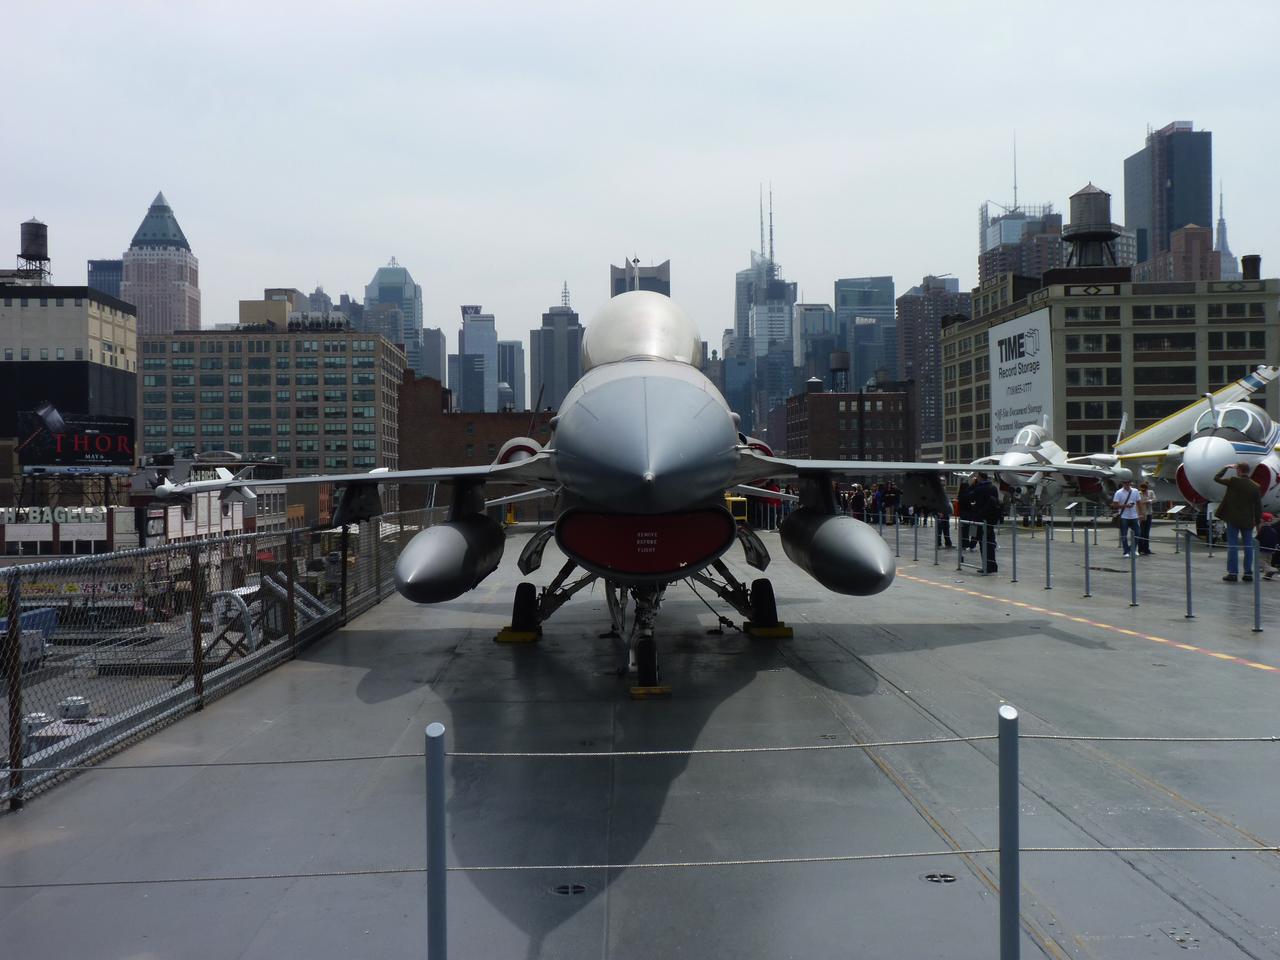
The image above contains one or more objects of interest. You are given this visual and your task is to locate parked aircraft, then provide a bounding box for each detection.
[979,365,1279,509]
[155,292,1069,687]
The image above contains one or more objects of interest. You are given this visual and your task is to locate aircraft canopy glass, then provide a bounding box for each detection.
[1195,405,1273,442]
[1013,427,1038,446]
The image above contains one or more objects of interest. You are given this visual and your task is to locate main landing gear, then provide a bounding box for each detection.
[496,558,597,644]
[688,561,792,638]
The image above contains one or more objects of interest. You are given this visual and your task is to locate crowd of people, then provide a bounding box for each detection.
[745,466,1280,586]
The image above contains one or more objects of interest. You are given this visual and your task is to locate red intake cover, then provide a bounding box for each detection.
[556,508,736,578]
[1176,465,1208,505]
[1252,463,1275,496]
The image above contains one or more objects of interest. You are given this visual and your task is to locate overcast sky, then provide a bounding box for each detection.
[4,1,1277,353]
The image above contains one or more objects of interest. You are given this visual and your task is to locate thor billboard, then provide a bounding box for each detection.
[16,405,135,470]
[989,308,1052,451]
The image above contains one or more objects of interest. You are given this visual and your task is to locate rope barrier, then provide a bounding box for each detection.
[7,732,1277,775]
[5,844,1279,889]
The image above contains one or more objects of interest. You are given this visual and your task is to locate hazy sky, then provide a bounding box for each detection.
[4,1,1277,353]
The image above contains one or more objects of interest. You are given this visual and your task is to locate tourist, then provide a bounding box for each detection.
[1136,481,1155,555]
[1214,462,1262,583]
[1111,478,1141,558]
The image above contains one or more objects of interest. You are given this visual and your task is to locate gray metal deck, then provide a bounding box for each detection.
[3,527,1280,958]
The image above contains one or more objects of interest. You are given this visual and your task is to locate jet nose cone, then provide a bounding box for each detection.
[554,369,738,512]
[1183,435,1238,501]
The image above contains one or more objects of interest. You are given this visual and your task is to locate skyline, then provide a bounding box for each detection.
[3,1,1277,349]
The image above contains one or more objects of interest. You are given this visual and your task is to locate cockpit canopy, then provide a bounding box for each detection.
[582,291,703,372]
[1013,425,1047,447]
[1193,403,1273,443]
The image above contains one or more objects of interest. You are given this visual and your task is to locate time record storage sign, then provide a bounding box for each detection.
[988,307,1052,450]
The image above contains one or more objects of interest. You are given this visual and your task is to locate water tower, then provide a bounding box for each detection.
[17,217,51,283]
[829,350,850,392]
[1062,184,1119,268]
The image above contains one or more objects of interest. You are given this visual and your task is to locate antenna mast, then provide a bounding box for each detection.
[561,281,571,308]
[768,183,774,264]
[758,184,765,256]
[1012,132,1018,212]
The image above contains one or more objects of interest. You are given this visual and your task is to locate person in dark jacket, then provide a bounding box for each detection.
[971,472,1001,572]
[1214,462,1263,582]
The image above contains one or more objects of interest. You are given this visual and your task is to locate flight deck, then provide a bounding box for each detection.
[3,525,1280,959]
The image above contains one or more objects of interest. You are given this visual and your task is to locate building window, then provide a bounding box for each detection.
[55,347,65,360]
[21,348,29,360]
[1133,366,1196,386]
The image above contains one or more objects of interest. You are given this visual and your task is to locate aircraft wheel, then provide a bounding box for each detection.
[749,578,778,627]
[635,637,659,687]
[511,582,539,632]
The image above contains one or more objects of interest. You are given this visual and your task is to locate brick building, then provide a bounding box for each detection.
[398,373,554,511]
[784,378,916,464]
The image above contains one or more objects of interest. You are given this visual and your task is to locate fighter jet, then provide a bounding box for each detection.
[978,365,1280,510]
[155,292,1035,687]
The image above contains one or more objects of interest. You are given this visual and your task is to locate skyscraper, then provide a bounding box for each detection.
[457,305,498,412]
[497,339,526,411]
[87,259,123,299]
[421,327,448,384]
[364,258,424,373]
[896,276,970,450]
[1218,185,1239,280]
[530,286,582,412]
[976,203,1064,283]
[1124,121,1212,265]
[120,192,200,334]
[610,259,671,297]
[834,276,895,386]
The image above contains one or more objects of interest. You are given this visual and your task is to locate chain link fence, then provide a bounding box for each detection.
[1,507,445,806]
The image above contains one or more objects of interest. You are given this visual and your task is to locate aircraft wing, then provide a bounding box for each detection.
[1114,364,1279,455]
[156,453,557,497]
[732,449,1108,483]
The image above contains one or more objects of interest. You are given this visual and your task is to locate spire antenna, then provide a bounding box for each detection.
[768,183,774,263]
[561,281,571,308]
[1012,131,1018,212]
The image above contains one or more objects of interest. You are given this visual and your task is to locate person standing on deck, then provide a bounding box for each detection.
[1215,462,1262,582]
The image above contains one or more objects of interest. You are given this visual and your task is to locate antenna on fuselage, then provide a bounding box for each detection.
[1205,392,1217,418]
[1114,413,1128,448]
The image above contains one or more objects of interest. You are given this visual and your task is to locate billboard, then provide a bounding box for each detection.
[989,308,1052,452]
[16,405,135,472]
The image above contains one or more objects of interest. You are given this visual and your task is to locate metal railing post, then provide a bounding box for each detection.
[894,520,901,558]
[426,722,448,960]
[374,520,383,602]
[1173,513,1180,554]
[998,704,1020,960]
[340,524,350,624]
[285,532,298,658]
[1129,542,1139,607]
[190,544,205,711]
[1207,506,1215,558]
[912,520,918,562]
[1253,542,1263,634]
[1044,519,1052,591]
[1184,530,1194,619]
[956,532,964,572]
[979,521,988,576]
[1070,510,1076,544]
[5,572,24,810]
[1092,507,1098,545]
[1083,530,1092,598]
[1010,520,1018,583]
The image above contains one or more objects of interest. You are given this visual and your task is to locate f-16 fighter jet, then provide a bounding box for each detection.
[156,292,1041,687]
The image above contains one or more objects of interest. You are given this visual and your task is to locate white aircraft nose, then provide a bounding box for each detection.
[997,452,1037,488]
[1182,435,1239,501]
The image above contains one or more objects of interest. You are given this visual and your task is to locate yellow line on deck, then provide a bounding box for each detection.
[896,570,1277,677]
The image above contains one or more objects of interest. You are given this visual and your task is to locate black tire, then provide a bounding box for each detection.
[635,637,659,687]
[749,578,778,627]
[511,582,539,632]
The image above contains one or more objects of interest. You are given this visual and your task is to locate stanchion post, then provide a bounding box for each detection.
[340,524,350,625]
[894,520,901,558]
[1083,529,1092,598]
[190,544,205,710]
[979,521,988,576]
[1092,507,1098,545]
[1184,530,1194,618]
[1044,519,1052,591]
[1129,542,1138,607]
[998,704,1020,960]
[1070,509,1076,544]
[1253,541,1263,634]
[1207,506,1215,558]
[373,519,383,602]
[912,520,918,562]
[5,572,24,810]
[956,531,964,572]
[1174,513,1180,554]
[285,532,298,658]
[426,722,447,960]
[1010,519,1018,583]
